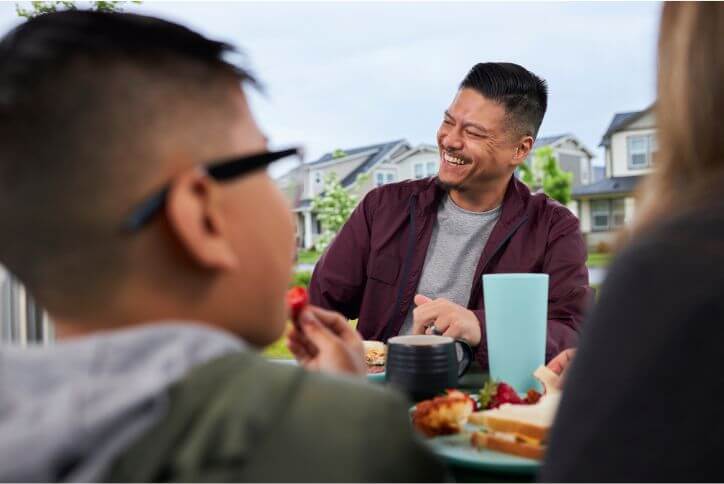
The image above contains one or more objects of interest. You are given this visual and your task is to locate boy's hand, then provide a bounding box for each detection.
[286,306,366,376]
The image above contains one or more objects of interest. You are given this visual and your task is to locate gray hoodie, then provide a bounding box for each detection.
[0,322,244,482]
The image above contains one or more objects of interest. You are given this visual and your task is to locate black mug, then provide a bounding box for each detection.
[385,335,474,401]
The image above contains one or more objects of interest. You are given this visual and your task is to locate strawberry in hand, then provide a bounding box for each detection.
[286,286,308,327]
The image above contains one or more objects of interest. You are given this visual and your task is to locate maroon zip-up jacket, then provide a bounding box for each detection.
[309,175,591,368]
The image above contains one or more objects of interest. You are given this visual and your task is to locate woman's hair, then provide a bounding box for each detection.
[629,2,724,238]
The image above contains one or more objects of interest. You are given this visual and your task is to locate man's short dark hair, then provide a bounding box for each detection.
[0,11,257,310]
[460,62,548,139]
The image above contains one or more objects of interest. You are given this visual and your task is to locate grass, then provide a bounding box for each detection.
[263,319,358,360]
[586,252,612,268]
[297,249,321,265]
[263,327,294,359]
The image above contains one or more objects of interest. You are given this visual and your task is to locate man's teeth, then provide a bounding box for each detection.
[443,153,466,165]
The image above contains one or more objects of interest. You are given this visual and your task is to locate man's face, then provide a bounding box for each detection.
[436,88,521,192]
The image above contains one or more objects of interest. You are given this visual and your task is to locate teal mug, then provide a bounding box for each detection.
[483,273,548,393]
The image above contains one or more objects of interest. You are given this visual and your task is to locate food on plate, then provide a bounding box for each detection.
[363,340,386,373]
[478,379,543,410]
[286,286,308,327]
[412,390,476,437]
[479,380,524,408]
[469,366,562,460]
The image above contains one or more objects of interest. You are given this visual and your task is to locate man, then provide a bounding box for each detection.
[310,63,591,367]
[0,11,446,482]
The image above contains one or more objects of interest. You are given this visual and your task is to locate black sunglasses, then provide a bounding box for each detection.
[121,147,303,233]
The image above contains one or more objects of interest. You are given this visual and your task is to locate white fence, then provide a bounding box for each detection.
[0,266,53,345]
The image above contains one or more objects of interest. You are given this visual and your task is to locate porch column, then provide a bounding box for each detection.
[303,210,314,249]
[624,196,636,225]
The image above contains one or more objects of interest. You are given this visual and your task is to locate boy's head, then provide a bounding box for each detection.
[0,11,295,345]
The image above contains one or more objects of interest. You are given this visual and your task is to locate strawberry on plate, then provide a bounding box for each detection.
[479,379,543,409]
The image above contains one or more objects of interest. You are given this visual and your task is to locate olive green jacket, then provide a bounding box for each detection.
[105,351,448,482]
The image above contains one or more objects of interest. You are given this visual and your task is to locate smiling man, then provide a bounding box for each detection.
[309,63,592,367]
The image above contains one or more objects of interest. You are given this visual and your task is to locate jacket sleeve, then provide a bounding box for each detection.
[471,208,591,368]
[308,189,378,320]
[541,207,592,361]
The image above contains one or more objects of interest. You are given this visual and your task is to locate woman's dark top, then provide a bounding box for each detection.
[541,203,724,482]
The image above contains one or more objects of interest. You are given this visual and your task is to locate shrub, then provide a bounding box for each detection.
[290,271,312,288]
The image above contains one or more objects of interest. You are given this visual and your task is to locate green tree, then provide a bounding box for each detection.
[519,146,572,205]
[16,1,139,18]
[331,148,347,159]
[310,172,369,252]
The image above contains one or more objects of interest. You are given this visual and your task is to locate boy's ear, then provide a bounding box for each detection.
[165,168,239,270]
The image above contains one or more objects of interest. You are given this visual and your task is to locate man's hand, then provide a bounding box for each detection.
[547,348,576,389]
[411,294,482,346]
[286,305,366,376]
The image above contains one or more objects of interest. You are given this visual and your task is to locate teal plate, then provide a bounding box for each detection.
[367,371,385,382]
[426,425,539,475]
[270,359,385,383]
[411,399,540,476]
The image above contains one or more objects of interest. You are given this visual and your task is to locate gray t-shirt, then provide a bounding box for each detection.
[399,195,501,335]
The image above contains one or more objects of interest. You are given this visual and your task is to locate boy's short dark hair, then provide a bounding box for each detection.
[460,62,548,139]
[0,11,257,309]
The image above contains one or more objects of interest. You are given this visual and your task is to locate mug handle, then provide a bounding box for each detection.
[454,340,474,377]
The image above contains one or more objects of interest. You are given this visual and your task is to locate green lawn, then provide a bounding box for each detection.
[264,331,294,359]
[586,252,612,268]
[263,319,358,360]
[297,249,321,265]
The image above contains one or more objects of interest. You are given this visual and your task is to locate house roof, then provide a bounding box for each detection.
[306,139,406,167]
[533,133,595,158]
[572,175,643,198]
[599,106,654,147]
[533,133,569,149]
[339,139,408,187]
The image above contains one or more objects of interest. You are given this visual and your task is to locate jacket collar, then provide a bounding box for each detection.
[417,175,531,226]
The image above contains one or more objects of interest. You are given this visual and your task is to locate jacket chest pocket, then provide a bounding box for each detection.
[367,253,401,286]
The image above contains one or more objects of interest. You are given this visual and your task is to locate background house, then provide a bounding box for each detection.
[282,132,598,250]
[572,106,655,250]
[526,133,597,189]
[0,266,51,344]
[277,139,439,249]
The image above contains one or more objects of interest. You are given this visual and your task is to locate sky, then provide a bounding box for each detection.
[0,1,661,171]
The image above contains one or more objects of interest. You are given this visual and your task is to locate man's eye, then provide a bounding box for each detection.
[443,119,453,126]
[466,130,484,138]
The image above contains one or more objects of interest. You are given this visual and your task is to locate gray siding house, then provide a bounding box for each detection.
[571,106,655,250]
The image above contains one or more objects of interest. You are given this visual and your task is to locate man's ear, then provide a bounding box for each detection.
[511,135,535,167]
[165,168,240,270]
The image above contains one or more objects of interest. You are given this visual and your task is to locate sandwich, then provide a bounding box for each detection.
[363,340,386,374]
[469,366,562,460]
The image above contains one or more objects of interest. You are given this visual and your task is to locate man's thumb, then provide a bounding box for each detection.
[414,294,432,306]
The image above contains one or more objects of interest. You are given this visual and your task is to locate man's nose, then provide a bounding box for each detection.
[441,130,464,151]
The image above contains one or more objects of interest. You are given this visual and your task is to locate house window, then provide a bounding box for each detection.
[627,135,656,169]
[376,172,385,187]
[612,199,626,228]
[426,161,437,176]
[591,200,610,232]
[386,173,394,183]
[414,163,424,179]
[315,172,321,184]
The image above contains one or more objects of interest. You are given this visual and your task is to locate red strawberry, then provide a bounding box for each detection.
[479,380,524,409]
